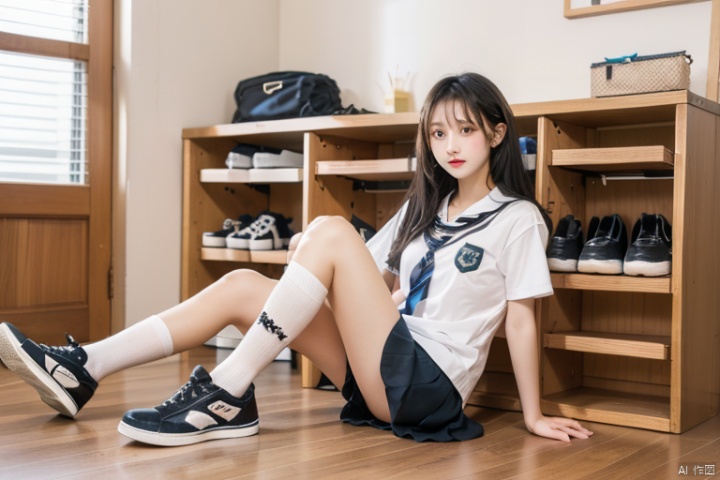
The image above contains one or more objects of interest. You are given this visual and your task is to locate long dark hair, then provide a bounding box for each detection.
[386,72,551,272]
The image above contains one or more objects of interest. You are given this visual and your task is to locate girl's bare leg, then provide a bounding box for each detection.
[291,216,402,422]
[161,216,399,422]
[158,270,348,388]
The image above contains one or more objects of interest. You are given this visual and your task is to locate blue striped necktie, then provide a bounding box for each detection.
[401,201,517,316]
[402,232,451,315]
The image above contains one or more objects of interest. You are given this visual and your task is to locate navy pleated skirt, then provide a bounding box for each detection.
[340,317,484,442]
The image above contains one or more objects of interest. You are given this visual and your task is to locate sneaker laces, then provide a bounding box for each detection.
[39,333,84,363]
[160,373,216,410]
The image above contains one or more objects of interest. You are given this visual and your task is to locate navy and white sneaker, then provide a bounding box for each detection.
[118,365,259,447]
[578,214,628,275]
[202,214,254,248]
[226,215,258,250]
[248,212,294,251]
[0,322,97,417]
[547,214,584,272]
[623,213,672,277]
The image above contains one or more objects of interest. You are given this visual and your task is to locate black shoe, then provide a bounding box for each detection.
[118,365,259,447]
[577,214,628,275]
[202,214,254,248]
[547,214,584,272]
[0,322,97,417]
[248,212,293,251]
[623,213,672,276]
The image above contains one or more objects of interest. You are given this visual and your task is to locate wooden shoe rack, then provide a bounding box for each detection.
[181,90,720,433]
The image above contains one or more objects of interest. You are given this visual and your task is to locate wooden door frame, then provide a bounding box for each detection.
[0,0,114,341]
[86,0,114,340]
[708,0,720,101]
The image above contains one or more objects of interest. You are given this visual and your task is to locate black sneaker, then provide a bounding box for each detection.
[202,214,254,248]
[118,365,259,447]
[0,322,97,417]
[623,213,672,277]
[226,215,257,250]
[248,212,293,251]
[547,214,584,272]
[577,214,628,275]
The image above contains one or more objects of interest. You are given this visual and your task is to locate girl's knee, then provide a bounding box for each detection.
[303,216,357,246]
[217,269,276,308]
[219,268,264,289]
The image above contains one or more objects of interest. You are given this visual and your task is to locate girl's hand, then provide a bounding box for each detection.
[528,415,594,442]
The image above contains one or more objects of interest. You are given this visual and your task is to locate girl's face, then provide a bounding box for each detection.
[428,100,504,188]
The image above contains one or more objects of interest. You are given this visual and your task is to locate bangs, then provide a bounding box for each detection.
[422,82,487,138]
[423,91,485,136]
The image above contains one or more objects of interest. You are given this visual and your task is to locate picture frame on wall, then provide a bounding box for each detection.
[564,0,708,19]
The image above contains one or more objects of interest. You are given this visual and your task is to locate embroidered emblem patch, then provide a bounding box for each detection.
[454,243,484,273]
[257,311,287,341]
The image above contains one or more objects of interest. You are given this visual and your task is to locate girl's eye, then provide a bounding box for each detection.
[460,126,473,134]
[431,130,444,139]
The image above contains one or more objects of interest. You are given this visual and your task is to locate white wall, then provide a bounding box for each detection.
[116,0,714,327]
[279,0,712,108]
[114,0,280,328]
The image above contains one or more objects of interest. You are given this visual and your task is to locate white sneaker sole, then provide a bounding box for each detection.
[547,258,578,273]
[202,236,227,248]
[226,237,250,249]
[577,259,623,275]
[0,323,78,417]
[248,237,290,251]
[117,420,259,447]
[623,260,671,277]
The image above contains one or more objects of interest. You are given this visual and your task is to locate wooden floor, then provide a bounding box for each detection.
[0,347,718,480]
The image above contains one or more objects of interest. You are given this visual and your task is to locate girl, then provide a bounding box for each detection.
[0,73,592,446]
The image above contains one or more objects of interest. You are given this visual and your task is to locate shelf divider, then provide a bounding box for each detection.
[201,248,287,264]
[550,145,674,173]
[200,168,303,184]
[542,387,671,432]
[544,331,670,360]
[550,273,671,294]
[315,157,416,181]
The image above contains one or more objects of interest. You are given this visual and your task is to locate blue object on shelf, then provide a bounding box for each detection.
[603,53,638,64]
[519,137,536,155]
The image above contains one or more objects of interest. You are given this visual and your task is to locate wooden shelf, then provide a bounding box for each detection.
[550,146,674,173]
[183,92,720,435]
[201,248,288,264]
[315,157,416,181]
[542,387,670,432]
[544,331,670,360]
[182,112,420,152]
[550,273,672,294]
[466,371,521,411]
[200,168,303,184]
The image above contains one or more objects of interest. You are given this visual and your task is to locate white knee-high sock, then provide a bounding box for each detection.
[211,261,328,397]
[83,315,175,381]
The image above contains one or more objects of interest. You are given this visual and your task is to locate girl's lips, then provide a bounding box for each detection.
[448,159,465,167]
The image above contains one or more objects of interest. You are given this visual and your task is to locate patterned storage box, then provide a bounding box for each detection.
[591,51,692,98]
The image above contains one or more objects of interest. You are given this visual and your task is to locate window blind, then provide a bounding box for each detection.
[0,0,88,44]
[0,0,89,185]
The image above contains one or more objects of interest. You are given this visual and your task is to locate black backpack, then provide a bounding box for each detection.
[231,71,342,123]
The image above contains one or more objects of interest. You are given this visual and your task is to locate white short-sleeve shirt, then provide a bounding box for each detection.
[366,188,553,402]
